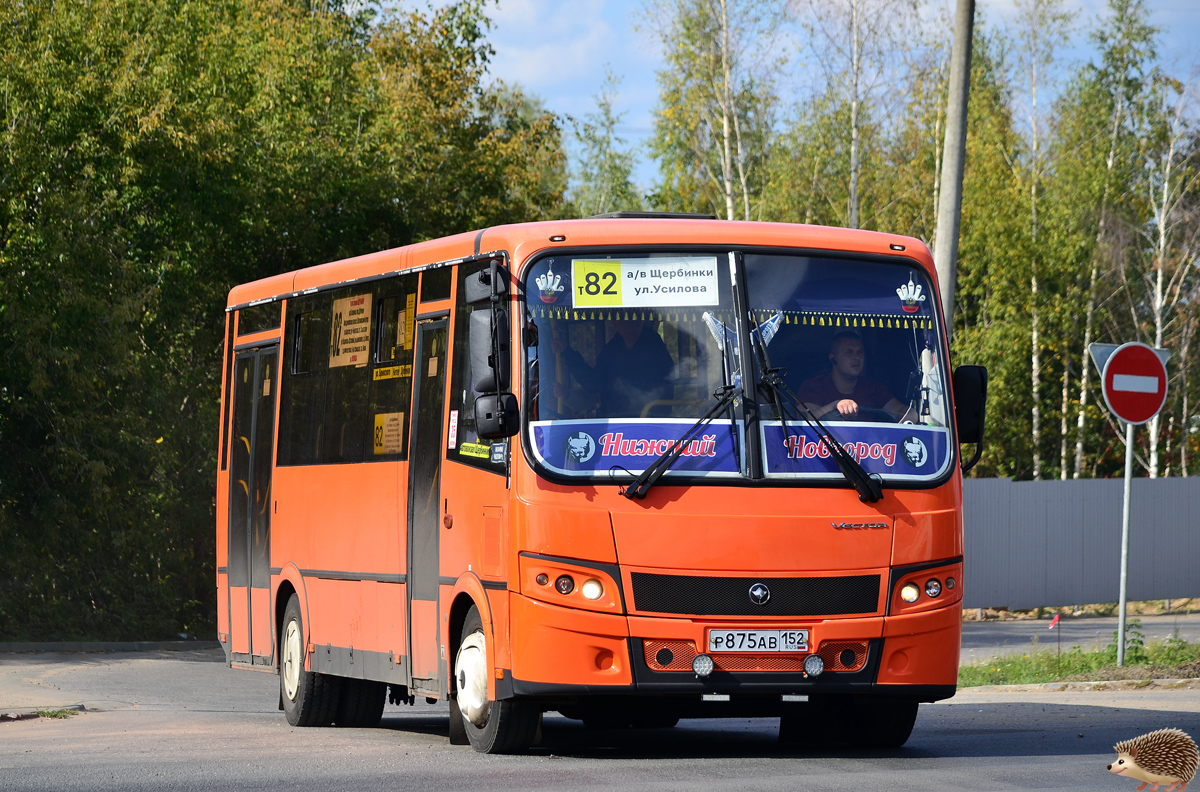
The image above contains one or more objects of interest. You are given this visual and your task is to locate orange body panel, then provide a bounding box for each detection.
[509,595,632,687]
[217,217,965,702]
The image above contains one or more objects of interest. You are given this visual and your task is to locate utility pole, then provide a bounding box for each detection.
[933,0,975,335]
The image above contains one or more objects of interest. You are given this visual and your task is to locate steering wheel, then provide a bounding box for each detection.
[816,406,897,423]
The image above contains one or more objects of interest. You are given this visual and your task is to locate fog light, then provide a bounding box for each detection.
[692,654,714,677]
[900,583,920,603]
[803,654,825,677]
[555,575,575,595]
[581,579,604,600]
[946,577,956,589]
[925,578,942,598]
[535,573,549,586]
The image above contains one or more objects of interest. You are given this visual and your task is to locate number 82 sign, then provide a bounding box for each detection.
[572,260,623,307]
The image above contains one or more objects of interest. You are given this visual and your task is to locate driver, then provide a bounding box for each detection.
[797,330,915,421]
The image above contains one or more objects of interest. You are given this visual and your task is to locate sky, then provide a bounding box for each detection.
[407,0,1200,192]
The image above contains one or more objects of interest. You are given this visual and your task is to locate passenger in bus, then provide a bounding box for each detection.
[797,329,915,422]
[551,319,675,418]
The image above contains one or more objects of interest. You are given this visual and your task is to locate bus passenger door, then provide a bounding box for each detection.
[227,345,278,665]
[407,319,448,695]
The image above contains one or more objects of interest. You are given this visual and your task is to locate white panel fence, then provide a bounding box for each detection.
[962,477,1200,610]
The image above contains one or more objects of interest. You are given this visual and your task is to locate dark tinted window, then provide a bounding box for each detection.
[420,266,453,302]
[238,302,281,335]
[279,294,330,466]
[447,260,506,474]
[278,275,418,466]
[369,277,419,458]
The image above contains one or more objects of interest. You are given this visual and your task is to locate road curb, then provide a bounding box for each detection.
[0,641,221,654]
[958,677,1200,694]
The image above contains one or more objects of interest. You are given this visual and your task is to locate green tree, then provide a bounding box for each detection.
[0,0,567,640]
[571,72,644,216]
[647,0,778,219]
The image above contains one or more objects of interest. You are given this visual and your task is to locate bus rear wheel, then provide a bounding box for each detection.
[454,605,540,754]
[335,678,386,728]
[280,594,340,727]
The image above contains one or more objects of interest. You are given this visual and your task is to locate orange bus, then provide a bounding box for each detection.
[216,214,987,753]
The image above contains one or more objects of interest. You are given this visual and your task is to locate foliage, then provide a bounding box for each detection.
[570,72,644,217]
[0,0,566,640]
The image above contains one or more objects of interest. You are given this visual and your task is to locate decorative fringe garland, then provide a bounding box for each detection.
[528,306,934,330]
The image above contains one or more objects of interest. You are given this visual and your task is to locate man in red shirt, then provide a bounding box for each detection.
[796,330,914,421]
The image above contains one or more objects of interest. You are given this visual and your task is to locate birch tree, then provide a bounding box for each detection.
[1009,0,1073,479]
[794,0,918,229]
[571,72,643,216]
[648,0,780,219]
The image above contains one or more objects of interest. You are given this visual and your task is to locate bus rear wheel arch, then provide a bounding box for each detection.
[453,604,540,753]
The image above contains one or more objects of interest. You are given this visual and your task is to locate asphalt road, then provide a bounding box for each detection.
[960,613,1200,666]
[4,648,1200,791]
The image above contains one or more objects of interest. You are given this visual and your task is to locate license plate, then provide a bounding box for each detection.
[707,629,809,653]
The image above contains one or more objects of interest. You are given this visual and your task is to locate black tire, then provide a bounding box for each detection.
[280,594,341,727]
[455,606,541,753]
[448,696,469,745]
[779,697,918,749]
[855,698,919,748]
[335,678,386,728]
[630,713,680,729]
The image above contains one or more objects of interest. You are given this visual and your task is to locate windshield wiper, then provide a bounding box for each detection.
[750,317,883,504]
[622,385,741,500]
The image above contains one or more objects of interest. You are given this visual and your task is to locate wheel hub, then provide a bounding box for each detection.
[455,630,490,726]
[282,619,301,701]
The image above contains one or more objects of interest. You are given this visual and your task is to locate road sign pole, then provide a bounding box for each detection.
[1117,420,1133,667]
[1089,341,1170,668]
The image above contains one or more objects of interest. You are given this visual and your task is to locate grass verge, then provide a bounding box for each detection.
[959,620,1200,687]
[35,709,78,719]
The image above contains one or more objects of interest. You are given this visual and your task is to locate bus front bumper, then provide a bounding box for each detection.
[503,593,959,704]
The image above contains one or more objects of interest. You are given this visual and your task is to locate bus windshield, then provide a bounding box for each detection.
[744,253,951,482]
[522,250,952,484]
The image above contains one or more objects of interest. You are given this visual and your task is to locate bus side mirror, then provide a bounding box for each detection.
[953,364,988,472]
[475,393,520,439]
[469,308,510,392]
[464,262,509,305]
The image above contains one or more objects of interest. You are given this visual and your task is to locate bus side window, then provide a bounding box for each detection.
[446,260,505,474]
[368,275,418,460]
[278,295,329,466]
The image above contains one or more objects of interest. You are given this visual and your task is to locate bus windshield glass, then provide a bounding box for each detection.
[522,250,952,484]
[523,252,743,479]
[745,253,951,482]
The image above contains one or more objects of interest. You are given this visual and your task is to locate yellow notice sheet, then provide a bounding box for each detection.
[329,293,372,368]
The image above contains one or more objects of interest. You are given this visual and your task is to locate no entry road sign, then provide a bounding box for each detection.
[1096,342,1168,425]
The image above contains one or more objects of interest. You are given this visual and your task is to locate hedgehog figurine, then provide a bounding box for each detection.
[1108,728,1199,791]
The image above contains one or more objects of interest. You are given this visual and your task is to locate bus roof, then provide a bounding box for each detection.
[226,218,934,309]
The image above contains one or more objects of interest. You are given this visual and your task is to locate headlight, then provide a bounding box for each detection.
[692,654,714,677]
[925,578,942,598]
[803,654,825,677]
[555,575,575,595]
[900,583,920,603]
[580,579,604,600]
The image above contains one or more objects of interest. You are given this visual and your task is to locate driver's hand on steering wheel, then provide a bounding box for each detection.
[836,398,859,416]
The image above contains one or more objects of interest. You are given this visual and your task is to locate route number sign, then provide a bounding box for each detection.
[1099,342,1168,425]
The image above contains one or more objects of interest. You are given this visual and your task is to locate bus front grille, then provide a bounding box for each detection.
[630,572,880,616]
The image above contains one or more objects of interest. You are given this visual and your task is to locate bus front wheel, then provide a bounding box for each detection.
[454,605,541,754]
[280,594,341,727]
